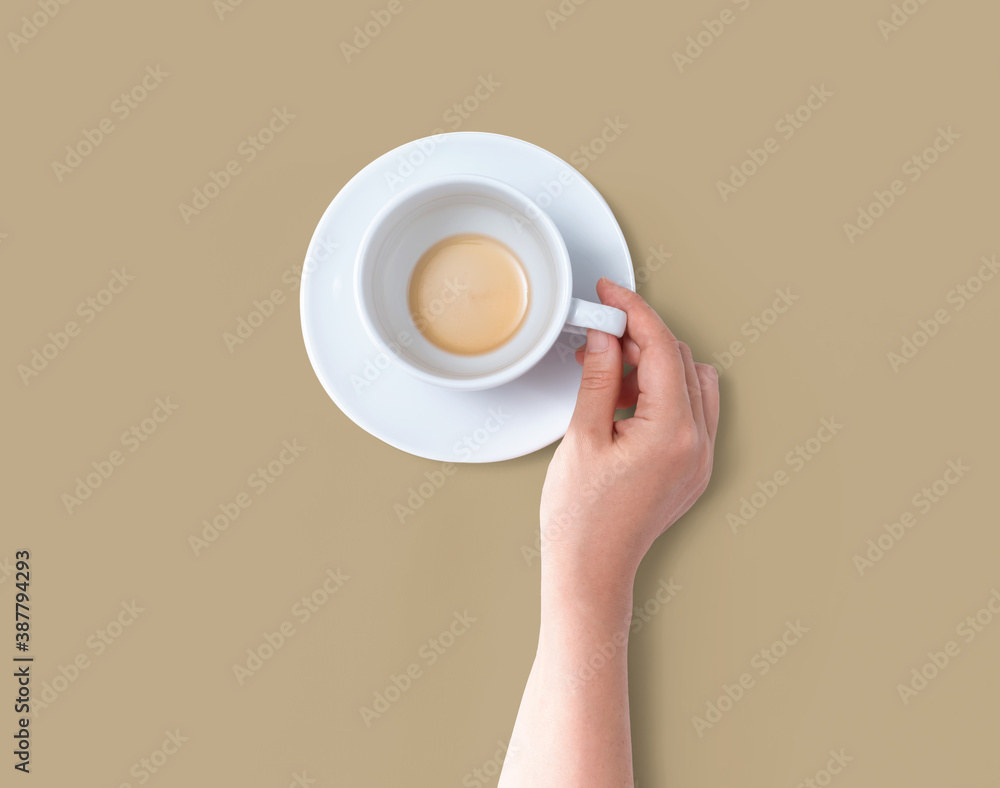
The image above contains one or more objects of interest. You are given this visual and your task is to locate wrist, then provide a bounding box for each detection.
[539,562,635,639]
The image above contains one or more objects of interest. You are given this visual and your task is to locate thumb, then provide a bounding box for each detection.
[567,329,623,444]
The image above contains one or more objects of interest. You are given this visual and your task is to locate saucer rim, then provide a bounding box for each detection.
[299,130,635,462]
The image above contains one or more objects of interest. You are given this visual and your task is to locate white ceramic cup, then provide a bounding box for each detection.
[354,174,627,391]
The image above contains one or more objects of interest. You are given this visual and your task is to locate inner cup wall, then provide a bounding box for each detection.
[368,193,563,380]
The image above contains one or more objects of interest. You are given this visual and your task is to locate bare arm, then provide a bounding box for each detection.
[498,278,720,788]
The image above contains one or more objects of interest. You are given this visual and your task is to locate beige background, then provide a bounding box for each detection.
[5,0,999,785]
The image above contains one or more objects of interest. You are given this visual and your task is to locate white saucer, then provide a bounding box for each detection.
[299,131,635,463]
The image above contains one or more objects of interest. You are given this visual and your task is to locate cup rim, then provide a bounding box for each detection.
[353,173,573,391]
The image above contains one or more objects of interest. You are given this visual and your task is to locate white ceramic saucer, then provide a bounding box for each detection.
[299,131,635,463]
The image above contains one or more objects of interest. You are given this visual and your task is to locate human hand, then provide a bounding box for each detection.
[539,278,720,603]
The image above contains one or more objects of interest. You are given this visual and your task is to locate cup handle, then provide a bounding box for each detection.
[563,297,627,337]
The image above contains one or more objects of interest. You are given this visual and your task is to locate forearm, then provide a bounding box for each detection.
[497,278,719,786]
[499,571,636,788]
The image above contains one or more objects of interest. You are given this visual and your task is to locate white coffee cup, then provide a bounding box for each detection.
[354,174,627,391]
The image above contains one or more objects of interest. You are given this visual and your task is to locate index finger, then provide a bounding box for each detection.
[594,278,692,425]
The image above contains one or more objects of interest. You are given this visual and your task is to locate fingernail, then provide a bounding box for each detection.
[587,329,609,352]
[708,365,720,380]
